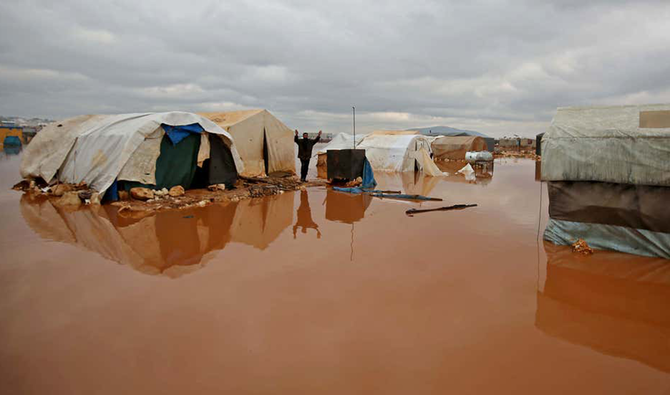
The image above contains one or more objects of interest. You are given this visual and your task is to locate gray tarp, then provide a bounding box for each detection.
[21,112,244,193]
[541,104,670,187]
[544,218,670,259]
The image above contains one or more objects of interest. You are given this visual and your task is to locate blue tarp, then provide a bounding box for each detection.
[362,158,377,189]
[3,136,22,147]
[162,123,204,145]
[102,180,119,202]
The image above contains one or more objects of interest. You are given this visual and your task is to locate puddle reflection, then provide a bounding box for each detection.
[20,191,295,277]
[536,242,670,373]
[435,161,493,185]
[325,188,372,224]
[293,190,321,238]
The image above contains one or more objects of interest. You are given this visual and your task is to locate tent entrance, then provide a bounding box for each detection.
[193,135,238,189]
[123,133,202,192]
[263,128,270,176]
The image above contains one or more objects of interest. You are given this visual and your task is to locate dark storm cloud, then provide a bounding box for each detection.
[1,0,669,136]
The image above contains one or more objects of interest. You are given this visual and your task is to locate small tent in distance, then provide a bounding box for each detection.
[411,126,495,152]
[200,110,295,177]
[431,136,488,161]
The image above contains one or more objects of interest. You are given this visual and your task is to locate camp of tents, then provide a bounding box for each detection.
[20,108,497,200]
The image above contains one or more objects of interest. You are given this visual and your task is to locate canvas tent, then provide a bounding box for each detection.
[431,136,488,161]
[541,104,670,258]
[199,110,295,177]
[355,131,443,176]
[20,112,243,195]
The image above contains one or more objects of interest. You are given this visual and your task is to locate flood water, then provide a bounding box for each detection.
[1,151,669,394]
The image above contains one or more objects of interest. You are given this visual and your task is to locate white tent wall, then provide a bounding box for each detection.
[21,112,244,193]
[200,110,296,177]
[357,133,441,175]
[315,132,369,170]
[316,133,368,155]
[541,104,670,186]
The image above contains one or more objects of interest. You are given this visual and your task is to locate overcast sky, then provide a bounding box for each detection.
[1,0,669,137]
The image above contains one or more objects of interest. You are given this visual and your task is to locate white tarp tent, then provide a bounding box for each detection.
[200,110,295,177]
[315,132,368,169]
[541,104,670,186]
[21,112,243,194]
[356,131,443,176]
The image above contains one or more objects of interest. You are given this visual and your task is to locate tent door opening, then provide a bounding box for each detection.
[262,129,270,176]
[193,135,238,189]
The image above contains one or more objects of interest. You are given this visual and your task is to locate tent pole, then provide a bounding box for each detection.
[352,106,356,149]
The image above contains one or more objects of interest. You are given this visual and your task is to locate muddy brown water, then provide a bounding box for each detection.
[1,152,669,394]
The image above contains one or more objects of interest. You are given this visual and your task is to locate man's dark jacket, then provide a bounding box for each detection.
[295,135,320,160]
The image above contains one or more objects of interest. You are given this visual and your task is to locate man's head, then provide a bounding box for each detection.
[303,133,308,139]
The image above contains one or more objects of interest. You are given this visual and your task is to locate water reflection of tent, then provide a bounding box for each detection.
[229,191,294,250]
[374,172,441,197]
[20,192,295,277]
[536,243,670,373]
[325,188,372,224]
[435,161,493,186]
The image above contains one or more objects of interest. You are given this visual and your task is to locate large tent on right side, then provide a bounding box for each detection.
[431,135,488,161]
[542,104,670,258]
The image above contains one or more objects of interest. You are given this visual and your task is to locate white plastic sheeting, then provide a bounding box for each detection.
[315,132,368,156]
[200,110,295,177]
[21,112,244,193]
[357,133,437,174]
[541,104,670,186]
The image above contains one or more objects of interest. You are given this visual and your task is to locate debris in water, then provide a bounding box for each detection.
[457,163,476,182]
[405,204,478,217]
[572,238,594,255]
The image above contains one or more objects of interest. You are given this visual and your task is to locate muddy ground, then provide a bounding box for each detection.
[1,151,669,394]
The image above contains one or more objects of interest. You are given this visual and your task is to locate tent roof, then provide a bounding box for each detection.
[316,132,368,155]
[199,110,265,128]
[548,103,670,137]
[433,136,483,145]
[369,130,421,136]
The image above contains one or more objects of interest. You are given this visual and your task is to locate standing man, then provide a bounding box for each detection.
[294,129,322,182]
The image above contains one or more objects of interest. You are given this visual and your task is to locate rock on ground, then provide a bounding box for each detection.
[169,186,185,197]
[130,187,155,201]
